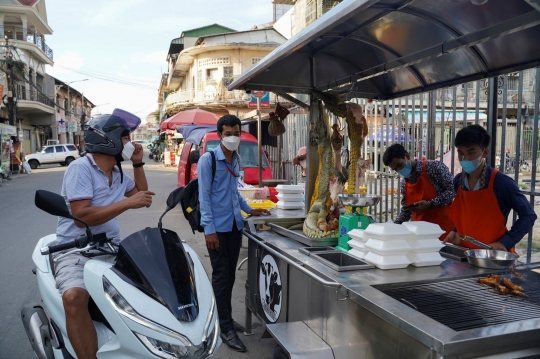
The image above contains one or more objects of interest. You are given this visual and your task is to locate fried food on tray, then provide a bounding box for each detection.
[512,290,529,298]
[496,284,510,295]
[502,278,524,292]
[477,277,501,287]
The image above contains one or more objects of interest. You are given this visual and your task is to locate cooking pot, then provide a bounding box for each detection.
[464,249,519,269]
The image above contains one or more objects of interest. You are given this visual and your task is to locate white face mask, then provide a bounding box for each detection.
[222,136,240,151]
[122,141,135,161]
[300,160,307,168]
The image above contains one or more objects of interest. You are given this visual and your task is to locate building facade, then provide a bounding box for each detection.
[0,0,56,154]
[158,24,287,120]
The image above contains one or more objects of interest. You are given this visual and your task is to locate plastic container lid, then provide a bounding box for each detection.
[407,251,445,267]
[276,201,305,209]
[402,221,445,236]
[407,238,445,253]
[363,223,412,240]
[348,239,366,250]
[276,192,304,201]
[348,248,368,259]
[364,252,410,270]
[276,184,304,194]
[347,229,365,241]
[364,238,411,255]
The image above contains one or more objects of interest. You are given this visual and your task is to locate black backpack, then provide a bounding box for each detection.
[180,151,216,234]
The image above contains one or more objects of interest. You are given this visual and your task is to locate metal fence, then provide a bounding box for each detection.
[265,68,540,262]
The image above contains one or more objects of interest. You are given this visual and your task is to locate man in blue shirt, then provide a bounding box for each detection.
[198,114,270,352]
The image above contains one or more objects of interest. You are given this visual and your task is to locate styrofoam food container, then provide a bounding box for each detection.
[276,192,304,201]
[348,239,366,250]
[364,238,411,255]
[402,221,444,237]
[348,229,365,241]
[364,252,410,270]
[364,223,412,240]
[407,251,445,267]
[276,184,304,194]
[348,248,368,259]
[407,238,445,253]
[276,201,304,210]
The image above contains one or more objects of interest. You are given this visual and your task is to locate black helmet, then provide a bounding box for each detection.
[84,109,141,156]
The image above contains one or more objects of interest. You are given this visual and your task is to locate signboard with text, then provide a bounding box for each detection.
[248,91,270,109]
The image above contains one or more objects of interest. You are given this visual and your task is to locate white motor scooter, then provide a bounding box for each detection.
[22,188,220,359]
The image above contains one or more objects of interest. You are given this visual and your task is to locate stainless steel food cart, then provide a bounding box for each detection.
[229,0,540,357]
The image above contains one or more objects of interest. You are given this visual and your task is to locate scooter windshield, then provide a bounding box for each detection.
[113,228,198,322]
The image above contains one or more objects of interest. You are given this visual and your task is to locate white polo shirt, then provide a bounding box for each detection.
[56,154,135,245]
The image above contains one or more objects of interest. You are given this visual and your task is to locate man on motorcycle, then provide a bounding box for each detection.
[54,109,155,359]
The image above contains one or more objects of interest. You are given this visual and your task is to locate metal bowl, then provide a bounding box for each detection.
[464,249,519,269]
[338,194,381,207]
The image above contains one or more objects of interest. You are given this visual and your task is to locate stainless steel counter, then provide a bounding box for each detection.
[245,221,540,358]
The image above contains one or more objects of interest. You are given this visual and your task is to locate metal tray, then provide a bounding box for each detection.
[298,246,336,256]
[311,251,375,271]
[439,244,468,262]
[269,222,338,247]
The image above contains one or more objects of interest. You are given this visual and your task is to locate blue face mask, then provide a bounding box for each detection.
[460,155,483,174]
[398,160,412,178]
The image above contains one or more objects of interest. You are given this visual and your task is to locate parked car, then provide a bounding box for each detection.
[178,131,272,187]
[26,144,80,169]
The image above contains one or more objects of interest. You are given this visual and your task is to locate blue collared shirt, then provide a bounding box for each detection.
[454,166,537,249]
[198,145,252,235]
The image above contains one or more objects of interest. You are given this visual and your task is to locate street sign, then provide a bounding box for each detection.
[68,121,77,132]
[58,124,66,133]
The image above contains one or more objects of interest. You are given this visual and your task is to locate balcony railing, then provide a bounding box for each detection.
[4,26,53,60]
[164,86,257,107]
[14,83,55,108]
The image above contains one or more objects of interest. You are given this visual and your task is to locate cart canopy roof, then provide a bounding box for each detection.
[229,0,540,100]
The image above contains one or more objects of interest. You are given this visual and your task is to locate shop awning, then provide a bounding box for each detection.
[228,0,540,100]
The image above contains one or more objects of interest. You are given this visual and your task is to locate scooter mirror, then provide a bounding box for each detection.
[166,187,185,211]
[35,190,74,219]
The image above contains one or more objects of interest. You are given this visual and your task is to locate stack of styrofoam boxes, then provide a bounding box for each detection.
[275,185,304,210]
[347,229,368,259]
[362,223,413,269]
[402,221,445,267]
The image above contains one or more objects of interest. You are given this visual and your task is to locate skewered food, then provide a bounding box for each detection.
[477,277,500,287]
[510,265,525,281]
[502,278,524,292]
[496,284,510,295]
[512,290,529,298]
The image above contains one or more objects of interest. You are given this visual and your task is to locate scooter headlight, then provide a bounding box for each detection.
[135,332,202,358]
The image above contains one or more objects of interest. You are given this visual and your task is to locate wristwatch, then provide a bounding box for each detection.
[133,162,145,168]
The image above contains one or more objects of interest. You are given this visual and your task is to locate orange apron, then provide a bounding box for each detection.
[451,168,515,253]
[405,158,454,239]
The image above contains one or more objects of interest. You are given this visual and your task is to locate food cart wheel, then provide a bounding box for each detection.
[273,345,290,359]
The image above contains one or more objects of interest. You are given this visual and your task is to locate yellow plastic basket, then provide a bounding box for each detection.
[242,199,276,216]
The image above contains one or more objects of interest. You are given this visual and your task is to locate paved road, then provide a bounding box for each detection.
[0,156,277,358]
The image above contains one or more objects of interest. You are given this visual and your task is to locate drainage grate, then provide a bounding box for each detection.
[379,273,540,331]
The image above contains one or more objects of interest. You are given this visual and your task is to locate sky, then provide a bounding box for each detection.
[44,0,274,122]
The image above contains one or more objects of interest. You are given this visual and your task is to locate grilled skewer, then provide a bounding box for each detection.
[510,265,525,281]
[502,278,524,292]
[512,290,529,298]
[496,284,510,295]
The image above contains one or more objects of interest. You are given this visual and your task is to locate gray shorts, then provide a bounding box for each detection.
[54,253,92,296]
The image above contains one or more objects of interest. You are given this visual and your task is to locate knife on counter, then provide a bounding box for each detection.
[459,234,493,249]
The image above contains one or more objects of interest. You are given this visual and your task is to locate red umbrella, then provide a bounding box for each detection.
[161,109,220,130]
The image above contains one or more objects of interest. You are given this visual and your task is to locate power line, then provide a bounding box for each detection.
[55,64,159,91]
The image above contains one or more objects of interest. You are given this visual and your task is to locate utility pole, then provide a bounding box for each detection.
[2,37,18,128]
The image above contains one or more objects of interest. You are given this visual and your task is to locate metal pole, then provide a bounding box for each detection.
[257,96,262,187]
[67,84,71,144]
[427,91,436,159]
[487,77,498,167]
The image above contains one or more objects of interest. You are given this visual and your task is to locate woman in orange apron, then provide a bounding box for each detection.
[383,144,455,239]
[444,125,536,252]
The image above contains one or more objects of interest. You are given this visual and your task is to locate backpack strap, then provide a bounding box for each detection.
[210,151,216,183]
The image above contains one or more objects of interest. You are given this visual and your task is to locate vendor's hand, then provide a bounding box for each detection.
[131,142,144,163]
[205,233,219,250]
[408,200,431,213]
[443,231,461,246]
[490,241,508,251]
[250,208,271,216]
[126,190,155,209]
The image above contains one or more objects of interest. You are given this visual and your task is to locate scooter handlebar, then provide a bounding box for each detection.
[41,235,89,255]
